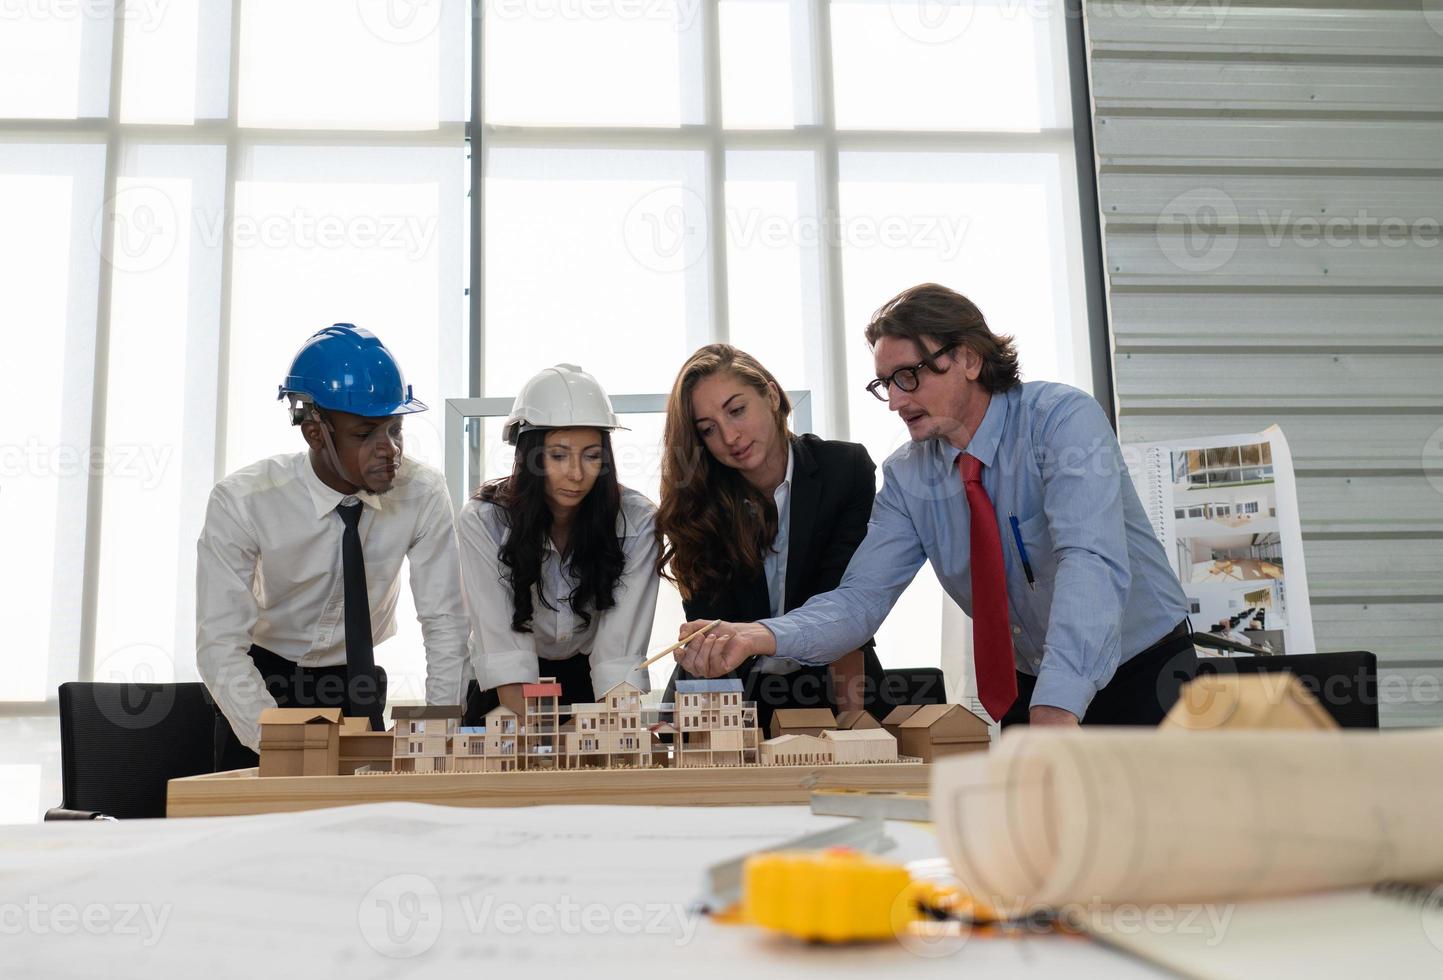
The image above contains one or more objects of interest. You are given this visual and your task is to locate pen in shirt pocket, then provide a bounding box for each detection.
[1007,514,1036,591]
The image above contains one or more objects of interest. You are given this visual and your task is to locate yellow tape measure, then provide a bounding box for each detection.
[742,848,944,943]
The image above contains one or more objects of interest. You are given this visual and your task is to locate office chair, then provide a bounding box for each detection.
[1194,649,1379,729]
[48,682,217,820]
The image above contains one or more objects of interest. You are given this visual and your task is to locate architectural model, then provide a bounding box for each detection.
[255,678,990,777]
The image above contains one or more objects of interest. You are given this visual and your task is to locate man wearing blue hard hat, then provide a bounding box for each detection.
[197,324,469,771]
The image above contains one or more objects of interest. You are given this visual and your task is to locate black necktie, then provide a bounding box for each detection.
[338,502,382,731]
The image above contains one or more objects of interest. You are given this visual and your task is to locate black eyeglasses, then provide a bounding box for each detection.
[865,343,958,401]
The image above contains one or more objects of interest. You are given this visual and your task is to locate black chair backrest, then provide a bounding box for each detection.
[1194,651,1379,729]
[58,682,217,819]
[879,667,948,709]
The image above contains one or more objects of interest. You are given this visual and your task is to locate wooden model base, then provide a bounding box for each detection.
[167,761,931,818]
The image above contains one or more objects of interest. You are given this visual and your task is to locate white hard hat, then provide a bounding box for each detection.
[502,364,627,446]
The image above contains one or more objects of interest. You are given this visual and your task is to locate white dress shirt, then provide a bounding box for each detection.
[459,486,660,696]
[755,446,803,675]
[196,452,469,751]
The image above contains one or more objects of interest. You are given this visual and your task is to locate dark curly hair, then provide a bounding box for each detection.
[474,428,626,633]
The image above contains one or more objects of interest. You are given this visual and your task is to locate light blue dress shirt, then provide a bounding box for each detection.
[762,444,794,621]
[756,446,802,675]
[761,381,1188,718]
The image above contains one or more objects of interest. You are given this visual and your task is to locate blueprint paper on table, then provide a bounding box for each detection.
[1124,425,1315,655]
[4,802,1140,980]
[0,803,851,976]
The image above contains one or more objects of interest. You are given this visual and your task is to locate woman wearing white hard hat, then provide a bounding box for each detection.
[459,364,660,724]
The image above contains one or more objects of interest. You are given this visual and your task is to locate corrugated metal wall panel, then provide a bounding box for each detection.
[1109,293,1443,348]
[1116,353,1443,407]
[1093,61,1443,112]
[1088,2,1443,56]
[1096,116,1443,167]
[1084,0,1443,727]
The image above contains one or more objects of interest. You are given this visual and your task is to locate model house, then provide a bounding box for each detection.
[883,704,990,761]
[482,706,520,771]
[338,716,393,774]
[560,681,649,769]
[451,727,488,772]
[646,719,679,768]
[759,733,834,767]
[391,705,462,773]
[448,706,520,773]
[561,705,605,768]
[521,679,563,770]
[674,679,759,768]
[881,704,922,742]
[767,707,837,739]
[835,710,882,731]
[821,728,898,764]
[258,707,342,777]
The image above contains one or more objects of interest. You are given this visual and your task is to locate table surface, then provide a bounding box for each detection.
[0,802,1172,979]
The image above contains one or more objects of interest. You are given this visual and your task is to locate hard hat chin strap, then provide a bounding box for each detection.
[309,408,365,492]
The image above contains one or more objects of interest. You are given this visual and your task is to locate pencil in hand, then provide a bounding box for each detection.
[639,619,723,669]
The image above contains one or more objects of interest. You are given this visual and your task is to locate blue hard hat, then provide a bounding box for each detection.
[278,324,428,419]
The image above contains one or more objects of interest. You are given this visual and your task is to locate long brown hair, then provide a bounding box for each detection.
[655,345,791,602]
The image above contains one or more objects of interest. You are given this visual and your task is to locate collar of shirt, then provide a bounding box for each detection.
[300,453,384,519]
[773,442,795,508]
[758,441,799,668]
[939,386,1011,471]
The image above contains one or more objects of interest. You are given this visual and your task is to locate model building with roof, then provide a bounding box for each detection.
[768,707,838,739]
[521,679,563,769]
[674,679,759,767]
[821,728,898,764]
[258,707,343,777]
[560,681,649,769]
[391,705,462,773]
[451,705,521,773]
[759,733,834,767]
[338,716,393,774]
[881,704,989,761]
[834,710,882,731]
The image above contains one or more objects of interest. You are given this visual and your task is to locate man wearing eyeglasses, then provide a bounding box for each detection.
[675,283,1194,728]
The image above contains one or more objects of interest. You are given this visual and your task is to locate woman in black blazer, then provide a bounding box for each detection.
[655,344,887,735]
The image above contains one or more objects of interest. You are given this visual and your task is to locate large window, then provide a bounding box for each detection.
[1,0,1095,821]
[476,0,1094,692]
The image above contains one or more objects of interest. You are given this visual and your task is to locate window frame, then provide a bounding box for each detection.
[467,0,1113,435]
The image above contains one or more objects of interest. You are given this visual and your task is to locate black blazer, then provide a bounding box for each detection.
[682,433,878,655]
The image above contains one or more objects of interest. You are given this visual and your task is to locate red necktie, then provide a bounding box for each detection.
[959,453,1018,721]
